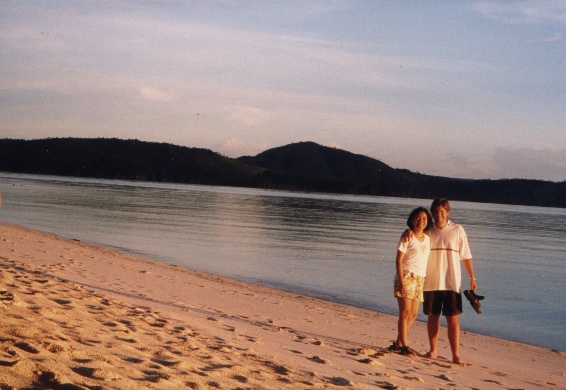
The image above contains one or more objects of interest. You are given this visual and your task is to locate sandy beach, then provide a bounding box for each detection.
[0,221,564,389]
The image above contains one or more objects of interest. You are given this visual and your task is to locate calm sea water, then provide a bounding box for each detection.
[1,173,565,351]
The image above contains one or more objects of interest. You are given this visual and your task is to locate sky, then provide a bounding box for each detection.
[1,1,565,182]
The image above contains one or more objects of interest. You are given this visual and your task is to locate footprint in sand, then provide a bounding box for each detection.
[262,360,290,376]
[308,356,328,364]
[357,358,383,366]
[151,357,180,367]
[244,336,258,343]
[483,379,504,385]
[327,376,352,386]
[52,299,72,306]
[14,341,41,354]
[123,356,144,364]
[403,375,425,383]
[436,373,455,382]
[0,290,14,302]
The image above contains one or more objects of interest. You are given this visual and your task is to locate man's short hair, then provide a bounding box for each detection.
[431,198,451,213]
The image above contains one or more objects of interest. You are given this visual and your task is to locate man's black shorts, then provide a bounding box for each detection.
[423,291,463,316]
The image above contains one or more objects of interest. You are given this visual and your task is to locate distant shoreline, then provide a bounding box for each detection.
[1,137,564,208]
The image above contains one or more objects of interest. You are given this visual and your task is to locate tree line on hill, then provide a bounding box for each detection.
[0,138,564,208]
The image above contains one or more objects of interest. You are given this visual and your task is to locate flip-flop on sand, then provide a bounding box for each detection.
[464,290,485,314]
[399,346,416,356]
[387,341,401,352]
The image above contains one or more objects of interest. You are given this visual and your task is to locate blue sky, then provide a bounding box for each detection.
[1,1,564,181]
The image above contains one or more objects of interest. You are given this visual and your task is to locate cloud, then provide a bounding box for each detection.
[218,138,271,157]
[227,105,273,128]
[0,25,68,52]
[325,142,343,150]
[138,87,175,102]
[1,2,493,113]
[492,146,566,181]
[471,1,566,24]
[525,32,564,43]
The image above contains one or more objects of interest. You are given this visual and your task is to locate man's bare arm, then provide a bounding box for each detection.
[462,259,477,291]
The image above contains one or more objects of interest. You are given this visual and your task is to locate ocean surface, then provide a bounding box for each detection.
[0,173,564,352]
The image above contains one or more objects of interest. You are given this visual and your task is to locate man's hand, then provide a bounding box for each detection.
[470,278,478,291]
[462,259,477,290]
[401,228,413,243]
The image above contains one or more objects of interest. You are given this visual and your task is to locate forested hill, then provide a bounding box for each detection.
[1,138,564,208]
[0,138,263,186]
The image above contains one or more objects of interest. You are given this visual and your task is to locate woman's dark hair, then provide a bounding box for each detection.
[406,207,433,231]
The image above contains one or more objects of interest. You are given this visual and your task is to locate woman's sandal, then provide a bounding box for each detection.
[387,341,401,352]
[399,346,416,356]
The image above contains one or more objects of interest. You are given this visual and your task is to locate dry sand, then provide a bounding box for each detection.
[0,221,564,389]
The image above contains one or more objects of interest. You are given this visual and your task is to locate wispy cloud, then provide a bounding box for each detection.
[218,138,271,157]
[471,1,566,24]
[0,25,68,51]
[1,2,494,111]
[493,146,566,181]
[227,105,274,128]
[525,32,564,43]
[138,87,175,102]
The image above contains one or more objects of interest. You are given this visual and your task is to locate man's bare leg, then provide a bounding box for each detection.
[446,315,465,365]
[425,314,440,358]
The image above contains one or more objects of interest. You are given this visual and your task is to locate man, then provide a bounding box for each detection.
[404,198,478,365]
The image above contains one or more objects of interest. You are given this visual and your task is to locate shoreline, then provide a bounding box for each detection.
[0,221,564,388]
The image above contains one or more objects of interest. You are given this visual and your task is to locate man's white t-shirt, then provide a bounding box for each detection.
[423,220,472,292]
[397,235,431,277]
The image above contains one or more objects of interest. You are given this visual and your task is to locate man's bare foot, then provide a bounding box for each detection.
[424,351,437,359]
[452,357,469,367]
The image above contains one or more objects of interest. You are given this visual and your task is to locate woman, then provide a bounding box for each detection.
[390,207,432,356]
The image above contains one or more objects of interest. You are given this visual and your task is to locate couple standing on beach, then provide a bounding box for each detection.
[392,198,478,365]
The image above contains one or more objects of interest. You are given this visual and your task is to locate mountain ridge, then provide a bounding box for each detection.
[0,137,564,208]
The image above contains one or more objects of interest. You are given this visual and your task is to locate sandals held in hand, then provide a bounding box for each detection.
[464,290,485,314]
